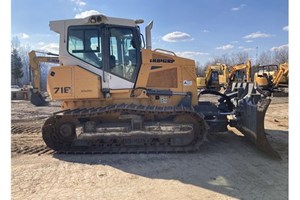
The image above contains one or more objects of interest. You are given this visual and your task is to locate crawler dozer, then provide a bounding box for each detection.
[39,14,279,158]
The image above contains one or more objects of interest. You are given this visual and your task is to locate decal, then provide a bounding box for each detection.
[150,58,175,63]
[81,89,93,93]
[54,87,71,94]
[160,96,168,104]
[183,80,192,86]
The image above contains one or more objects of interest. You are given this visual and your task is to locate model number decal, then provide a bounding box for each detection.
[54,87,71,94]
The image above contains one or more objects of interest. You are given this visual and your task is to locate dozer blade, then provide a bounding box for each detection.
[235,97,281,159]
[30,89,48,106]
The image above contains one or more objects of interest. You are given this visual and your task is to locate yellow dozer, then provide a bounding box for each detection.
[35,14,279,158]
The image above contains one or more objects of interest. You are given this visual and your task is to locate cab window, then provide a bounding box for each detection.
[108,27,137,81]
[68,27,102,68]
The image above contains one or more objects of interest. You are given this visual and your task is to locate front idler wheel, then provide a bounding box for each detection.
[56,122,76,143]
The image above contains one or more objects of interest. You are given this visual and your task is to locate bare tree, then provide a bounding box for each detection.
[257,51,274,66]
[195,61,205,76]
[273,47,288,64]
[256,47,288,66]
[212,54,233,66]
[11,36,20,50]
[231,52,250,65]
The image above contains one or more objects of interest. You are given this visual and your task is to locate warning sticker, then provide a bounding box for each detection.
[160,96,168,104]
[183,80,193,86]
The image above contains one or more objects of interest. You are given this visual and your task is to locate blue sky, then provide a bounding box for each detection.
[11,0,288,65]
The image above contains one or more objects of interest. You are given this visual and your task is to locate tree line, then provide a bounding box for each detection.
[196,47,288,76]
[11,37,49,90]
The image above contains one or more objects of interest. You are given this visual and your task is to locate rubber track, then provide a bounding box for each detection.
[42,103,209,154]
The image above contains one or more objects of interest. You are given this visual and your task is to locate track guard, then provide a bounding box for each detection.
[234,96,281,159]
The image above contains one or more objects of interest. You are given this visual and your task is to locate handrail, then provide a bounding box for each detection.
[153,48,177,56]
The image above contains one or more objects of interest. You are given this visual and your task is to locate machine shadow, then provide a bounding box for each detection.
[53,129,288,199]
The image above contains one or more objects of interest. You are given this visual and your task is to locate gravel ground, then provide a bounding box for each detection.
[11,96,288,200]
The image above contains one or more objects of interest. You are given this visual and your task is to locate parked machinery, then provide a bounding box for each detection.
[228,60,251,84]
[254,63,289,95]
[28,50,59,106]
[196,63,229,91]
[32,14,280,158]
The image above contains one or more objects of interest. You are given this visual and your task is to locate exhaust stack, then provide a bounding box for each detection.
[145,21,153,49]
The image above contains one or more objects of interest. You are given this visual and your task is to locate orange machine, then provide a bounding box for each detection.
[196,63,229,91]
[254,63,289,93]
[31,14,279,158]
[228,60,251,84]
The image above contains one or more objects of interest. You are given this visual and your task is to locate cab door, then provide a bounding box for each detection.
[102,26,142,89]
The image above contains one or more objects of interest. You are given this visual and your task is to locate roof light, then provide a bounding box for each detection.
[96,16,102,22]
[89,16,96,23]
[89,15,102,23]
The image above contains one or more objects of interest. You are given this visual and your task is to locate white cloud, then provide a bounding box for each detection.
[71,0,86,6]
[243,31,273,39]
[176,51,208,59]
[242,48,254,52]
[245,40,253,43]
[16,33,30,39]
[38,42,45,46]
[162,31,194,42]
[201,29,209,33]
[270,44,288,51]
[238,46,253,51]
[216,44,234,50]
[283,25,289,31]
[71,0,86,11]
[231,4,246,11]
[75,10,101,18]
[38,43,59,54]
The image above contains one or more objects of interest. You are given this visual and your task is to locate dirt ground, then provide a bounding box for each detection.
[11,96,288,200]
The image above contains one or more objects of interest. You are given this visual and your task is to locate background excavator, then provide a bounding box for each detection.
[196,60,251,92]
[228,60,251,84]
[31,14,280,158]
[28,50,59,106]
[196,63,229,91]
[254,62,289,95]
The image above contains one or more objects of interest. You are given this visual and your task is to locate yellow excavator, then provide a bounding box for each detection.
[28,50,59,106]
[254,62,289,94]
[228,60,251,84]
[31,14,280,158]
[197,60,251,91]
[196,63,229,91]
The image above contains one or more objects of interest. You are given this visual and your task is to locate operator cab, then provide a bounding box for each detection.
[67,25,141,82]
[207,70,220,90]
[50,14,143,89]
